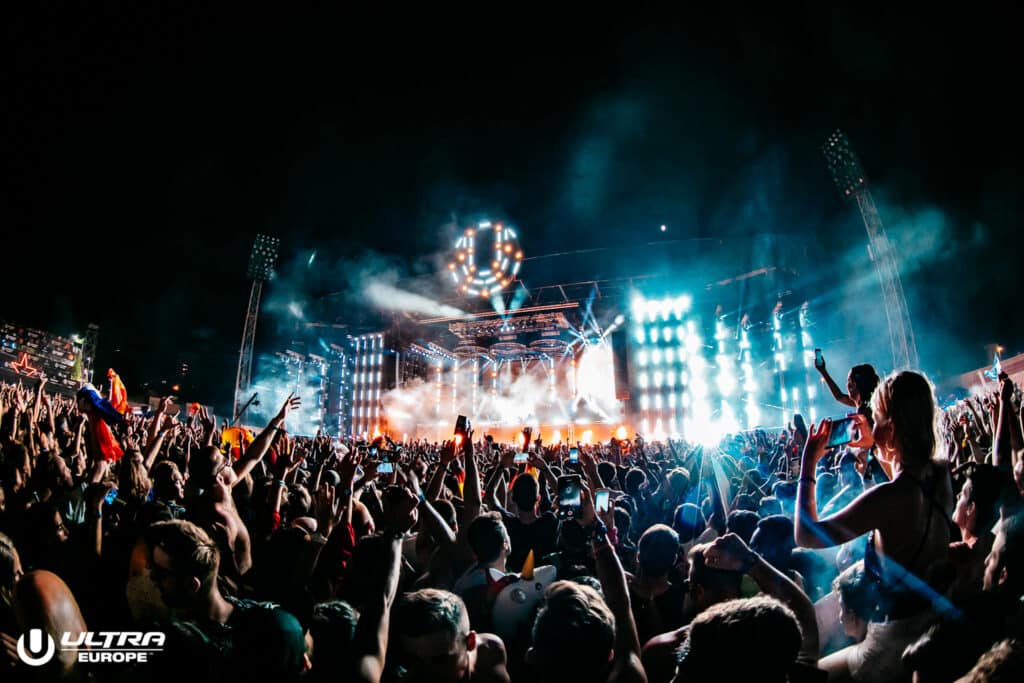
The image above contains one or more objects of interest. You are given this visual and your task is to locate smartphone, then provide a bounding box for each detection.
[595,489,611,515]
[454,415,469,437]
[556,474,581,520]
[378,455,394,474]
[827,417,856,448]
[514,452,529,464]
[814,348,824,369]
[104,487,119,505]
[568,447,579,463]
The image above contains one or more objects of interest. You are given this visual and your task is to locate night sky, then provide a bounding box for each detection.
[4,4,1021,409]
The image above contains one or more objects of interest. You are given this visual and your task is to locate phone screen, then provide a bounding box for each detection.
[827,417,856,448]
[557,475,581,519]
[569,447,579,462]
[814,349,824,368]
[595,489,610,514]
[378,457,394,474]
[514,452,528,464]
[104,488,119,505]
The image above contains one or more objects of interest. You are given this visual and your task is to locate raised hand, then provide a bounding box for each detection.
[337,449,361,486]
[199,405,216,435]
[439,440,457,465]
[702,533,758,572]
[846,413,875,450]
[276,393,302,421]
[382,486,419,534]
[800,419,833,475]
[314,483,341,537]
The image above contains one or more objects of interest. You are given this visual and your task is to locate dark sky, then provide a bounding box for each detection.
[3,4,1021,406]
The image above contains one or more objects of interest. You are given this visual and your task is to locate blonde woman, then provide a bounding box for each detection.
[795,371,954,682]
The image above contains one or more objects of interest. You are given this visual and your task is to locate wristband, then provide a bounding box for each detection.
[275,479,287,488]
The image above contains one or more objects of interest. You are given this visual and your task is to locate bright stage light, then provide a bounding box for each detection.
[780,387,788,402]
[637,350,648,366]
[664,348,674,364]
[632,297,645,321]
[662,327,673,342]
[668,393,677,408]
[640,394,649,410]
[581,429,593,445]
[746,403,761,428]
[716,371,736,396]
[653,371,663,388]
[635,329,646,345]
[685,334,702,355]
[654,394,663,410]
[614,314,625,325]
[691,378,708,398]
[646,301,659,322]
[666,371,676,387]
[552,429,562,443]
[616,426,628,440]
[638,373,648,389]
[651,349,662,365]
[807,385,816,400]
[648,328,659,344]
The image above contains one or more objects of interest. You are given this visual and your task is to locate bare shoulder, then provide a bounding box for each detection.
[473,632,510,683]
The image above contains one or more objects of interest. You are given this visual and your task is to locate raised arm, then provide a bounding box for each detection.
[995,375,1022,472]
[703,534,819,661]
[795,418,888,549]
[352,493,416,683]
[233,393,300,485]
[588,488,646,683]
[816,361,856,408]
[462,429,482,522]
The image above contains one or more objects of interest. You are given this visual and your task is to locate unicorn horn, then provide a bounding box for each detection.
[521,550,535,579]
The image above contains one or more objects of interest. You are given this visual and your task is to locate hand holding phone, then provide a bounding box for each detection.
[826,416,856,448]
[568,447,579,463]
[514,452,529,464]
[556,475,582,520]
[814,348,825,370]
[595,489,611,515]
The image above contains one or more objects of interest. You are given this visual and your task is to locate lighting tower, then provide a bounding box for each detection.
[81,323,100,384]
[233,235,280,420]
[823,130,919,371]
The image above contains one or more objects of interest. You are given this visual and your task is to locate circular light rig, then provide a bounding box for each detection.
[447,220,523,298]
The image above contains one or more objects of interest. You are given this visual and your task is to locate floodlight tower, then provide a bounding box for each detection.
[81,323,100,384]
[233,235,280,420]
[822,130,919,371]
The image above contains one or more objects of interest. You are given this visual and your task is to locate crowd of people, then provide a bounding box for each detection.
[1,358,1023,682]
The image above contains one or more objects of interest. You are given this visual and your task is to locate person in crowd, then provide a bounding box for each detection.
[796,370,955,682]
[392,589,510,683]
[4,367,1023,682]
[815,356,881,420]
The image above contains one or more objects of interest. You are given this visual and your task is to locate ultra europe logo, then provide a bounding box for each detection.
[17,629,166,665]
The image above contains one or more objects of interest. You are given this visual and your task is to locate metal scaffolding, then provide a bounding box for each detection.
[233,235,280,421]
[823,130,919,371]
